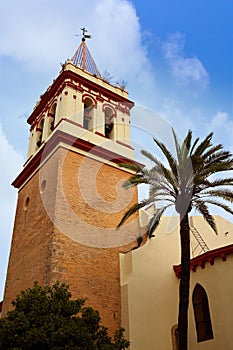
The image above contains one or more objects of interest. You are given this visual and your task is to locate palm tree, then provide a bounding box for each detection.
[117,130,233,350]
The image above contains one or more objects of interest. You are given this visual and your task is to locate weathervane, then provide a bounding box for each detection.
[80,27,91,41]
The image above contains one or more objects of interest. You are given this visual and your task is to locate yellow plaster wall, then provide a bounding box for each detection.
[120,215,233,350]
[190,215,233,255]
[120,216,180,350]
[188,255,233,349]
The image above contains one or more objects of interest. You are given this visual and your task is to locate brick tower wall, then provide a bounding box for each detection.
[3,146,139,335]
[2,151,60,315]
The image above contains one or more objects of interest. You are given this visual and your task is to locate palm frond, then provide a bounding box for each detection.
[200,189,233,203]
[152,138,179,179]
[205,150,232,164]
[190,136,200,156]
[141,149,160,165]
[118,162,143,172]
[147,191,175,204]
[117,199,153,229]
[149,183,176,200]
[202,144,223,160]
[172,128,181,162]
[194,200,217,234]
[203,177,233,187]
[193,132,213,157]
[201,199,233,216]
[180,129,192,161]
[157,163,178,190]
[147,206,169,237]
[204,160,233,175]
[140,155,179,191]
[123,175,148,189]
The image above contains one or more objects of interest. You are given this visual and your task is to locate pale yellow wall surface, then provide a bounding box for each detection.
[120,216,180,350]
[189,255,233,350]
[190,215,233,256]
[120,215,233,350]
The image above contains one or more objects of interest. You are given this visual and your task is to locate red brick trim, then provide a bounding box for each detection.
[12,127,140,189]
[173,244,233,278]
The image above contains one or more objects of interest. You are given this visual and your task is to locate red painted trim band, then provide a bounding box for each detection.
[12,128,140,189]
[173,243,233,278]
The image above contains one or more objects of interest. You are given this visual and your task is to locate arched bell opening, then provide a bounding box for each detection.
[47,103,56,136]
[36,118,44,149]
[104,107,114,139]
[83,97,94,130]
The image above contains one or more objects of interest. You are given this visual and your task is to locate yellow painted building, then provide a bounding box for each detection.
[120,214,233,349]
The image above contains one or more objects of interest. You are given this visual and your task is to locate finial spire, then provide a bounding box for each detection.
[71,28,102,78]
[80,27,91,41]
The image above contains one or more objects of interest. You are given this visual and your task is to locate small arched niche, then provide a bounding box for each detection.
[24,196,30,211]
[83,97,94,130]
[104,106,114,139]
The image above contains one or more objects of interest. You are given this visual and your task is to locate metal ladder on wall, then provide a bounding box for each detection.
[190,226,210,255]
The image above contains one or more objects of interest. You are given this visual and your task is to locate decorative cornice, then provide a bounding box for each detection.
[27,69,134,124]
[173,243,233,278]
[96,95,104,102]
[12,128,140,189]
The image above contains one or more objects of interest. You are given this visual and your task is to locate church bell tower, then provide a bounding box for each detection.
[2,29,140,333]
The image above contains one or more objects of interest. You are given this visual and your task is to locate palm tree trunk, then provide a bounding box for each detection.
[178,213,190,350]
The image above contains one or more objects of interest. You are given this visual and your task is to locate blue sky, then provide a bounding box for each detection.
[0,0,232,299]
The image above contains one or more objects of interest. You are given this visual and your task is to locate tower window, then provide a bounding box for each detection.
[104,107,114,139]
[48,104,56,136]
[83,97,94,130]
[36,119,44,149]
[192,284,214,342]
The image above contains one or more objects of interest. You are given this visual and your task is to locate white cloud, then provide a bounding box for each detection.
[162,32,209,87]
[0,0,155,97]
[159,97,196,136]
[0,124,24,298]
[208,111,233,151]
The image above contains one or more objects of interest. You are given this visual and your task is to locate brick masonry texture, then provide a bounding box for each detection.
[3,146,139,335]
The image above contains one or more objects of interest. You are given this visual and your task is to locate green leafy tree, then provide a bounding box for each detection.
[117,130,233,350]
[0,282,129,350]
